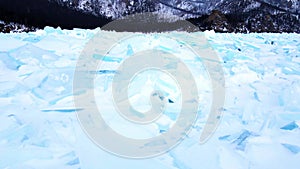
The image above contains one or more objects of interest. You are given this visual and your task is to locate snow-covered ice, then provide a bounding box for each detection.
[0,27,300,169]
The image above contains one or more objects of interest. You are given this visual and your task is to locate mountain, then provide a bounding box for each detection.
[51,0,299,18]
[0,0,299,33]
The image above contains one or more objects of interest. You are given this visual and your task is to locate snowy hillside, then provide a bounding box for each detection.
[0,0,299,32]
[51,0,300,19]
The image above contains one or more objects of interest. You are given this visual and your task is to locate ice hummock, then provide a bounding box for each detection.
[0,27,300,169]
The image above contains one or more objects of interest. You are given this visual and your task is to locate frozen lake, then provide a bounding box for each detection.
[0,27,299,169]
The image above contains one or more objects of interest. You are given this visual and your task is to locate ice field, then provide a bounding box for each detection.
[0,27,300,169]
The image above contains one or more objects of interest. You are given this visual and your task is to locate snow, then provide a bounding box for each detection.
[0,27,300,168]
[51,0,300,19]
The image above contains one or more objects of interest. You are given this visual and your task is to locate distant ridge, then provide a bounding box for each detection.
[0,0,111,29]
[0,0,299,33]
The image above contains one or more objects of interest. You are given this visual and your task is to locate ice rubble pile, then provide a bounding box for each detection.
[0,27,300,169]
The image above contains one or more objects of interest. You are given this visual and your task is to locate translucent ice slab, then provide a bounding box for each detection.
[0,27,299,169]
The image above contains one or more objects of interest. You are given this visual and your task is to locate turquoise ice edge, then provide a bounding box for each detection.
[0,27,300,169]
